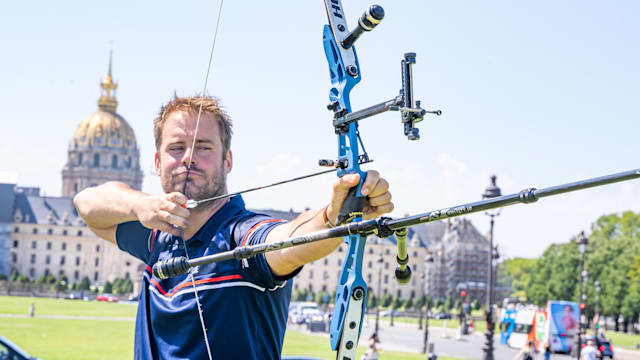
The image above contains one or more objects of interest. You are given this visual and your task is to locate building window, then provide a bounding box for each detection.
[125,272,130,279]
[31,241,37,249]
[29,268,35,277]
[385,262,389,270]
[95,257,99,267]
[30,254,36,264]
[13,227,19,233]
[338,259,342,266]
[60,256,66,265]
[397,290,402,298]
[45,255,51,265]
[77,230,83,236]
[368,261,372,269]
[93,154,100,167]
[96,245,100,252]
[323,258,328,266]
[74,271,79,280]
[94,272,99,281]
[48,228,53,235]
[62,243,67,250]
[59,270,65,276]
[411,290,415,298]
[33,228,38,234]
[384,274,388,284]
[323,271,329,280]
[76,257,80,266]
[111,155,118,168]
[309,270,313,279]
[338,247,343,252]
[73,183,78,193]
[44,269,49,277]
[126,157,131,168]
[76,244,82,251]
[413,251,418,257]
[12,240,18,248]
[11,253,17,263]
[385,249,390,255]
[63,230,68,236]
[322,285,327,292]
[125,261,130,267]
[367,273,372,282]
[47,242,52,250]
[78,153,83,165]
[368,248,373,254]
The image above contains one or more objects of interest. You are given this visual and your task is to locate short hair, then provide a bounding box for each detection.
[154,95,233,154]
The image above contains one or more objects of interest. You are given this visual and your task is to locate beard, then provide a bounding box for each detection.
[161,163,227,211]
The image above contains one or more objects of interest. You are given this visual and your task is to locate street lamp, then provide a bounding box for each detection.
[576,231,589,360]
[375,247,384,334]
[594,279,601,334]
[482,175,502,360]
[422,251,435,354]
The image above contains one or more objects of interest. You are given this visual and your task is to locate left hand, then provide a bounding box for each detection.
[327,170,393,223]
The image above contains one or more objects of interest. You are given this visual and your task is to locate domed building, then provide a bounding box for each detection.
[61,54,143,197]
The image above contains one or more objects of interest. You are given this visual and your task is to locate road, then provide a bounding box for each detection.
[291,317,639,360]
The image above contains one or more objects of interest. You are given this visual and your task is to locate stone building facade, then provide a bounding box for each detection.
[1,56,144,292]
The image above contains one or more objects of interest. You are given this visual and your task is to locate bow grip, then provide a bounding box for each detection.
[337,173,366,225]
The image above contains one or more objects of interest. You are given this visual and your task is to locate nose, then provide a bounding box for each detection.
[181,147,197,169]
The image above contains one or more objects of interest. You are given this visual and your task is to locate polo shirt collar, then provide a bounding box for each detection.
[191,195,246,243]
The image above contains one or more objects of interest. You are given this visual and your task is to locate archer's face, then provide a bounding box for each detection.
[155,111,232,203]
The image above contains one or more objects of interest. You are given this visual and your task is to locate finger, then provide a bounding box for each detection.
[360,170,379,196]
[367,177,389,198]
[166,192,189,205]
[367,191,392,208]
[158,210,189,228]
[365,202,394,219]
[165,201,191,219]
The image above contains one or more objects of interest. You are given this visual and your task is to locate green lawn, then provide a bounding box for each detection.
[0,295,137,318]
[0,295,468,360]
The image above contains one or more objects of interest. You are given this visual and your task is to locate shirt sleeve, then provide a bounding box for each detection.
[116,221,153,264]
[234,215,302,289]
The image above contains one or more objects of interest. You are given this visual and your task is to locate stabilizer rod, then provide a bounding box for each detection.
[153,168,640,279]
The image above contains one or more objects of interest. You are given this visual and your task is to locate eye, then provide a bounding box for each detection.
[168,145,184,152]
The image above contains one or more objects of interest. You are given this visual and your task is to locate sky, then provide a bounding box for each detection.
[1,1,638,259]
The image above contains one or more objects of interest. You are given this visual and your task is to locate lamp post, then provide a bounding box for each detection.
[482,175,502,360]
[375,248,384,334]
[576,231,589,360]
[594,280,601,334]
[422,251,435,354]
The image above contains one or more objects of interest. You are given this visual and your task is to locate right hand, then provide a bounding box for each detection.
[134,192,190,236]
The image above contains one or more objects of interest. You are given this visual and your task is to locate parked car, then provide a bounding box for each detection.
[64,292,83,300]
[0,336,40,360]
[379,310,400,317]
[96,294,119,302]
[434,313,452,319]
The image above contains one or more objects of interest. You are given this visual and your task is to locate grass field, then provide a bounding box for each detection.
[0,296,466,359]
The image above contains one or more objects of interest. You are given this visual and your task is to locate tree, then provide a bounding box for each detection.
[78,276,91,291]
[444,296,453,311]
[103,281,113,294]
[502,257,537,299]
[392,297,403,310]
[17,275,30,284]
[404,298,414,310]
[415,295,426,310]
[381,293,392,308]
[9,268,19,282]
[368,294,377,308]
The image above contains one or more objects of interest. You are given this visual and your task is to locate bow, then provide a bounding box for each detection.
[151,1,640,359]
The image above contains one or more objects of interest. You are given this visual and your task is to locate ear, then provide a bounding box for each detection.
[154,152,160,175]
[224,149,233,174]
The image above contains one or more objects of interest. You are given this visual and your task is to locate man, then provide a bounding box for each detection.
[580,338,600,360]
[74,96,393,359]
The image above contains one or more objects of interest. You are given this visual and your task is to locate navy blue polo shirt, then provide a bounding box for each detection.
[116,196,298,360]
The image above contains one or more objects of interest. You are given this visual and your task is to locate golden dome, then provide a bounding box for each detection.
[71,51,138,150]
[72,110,138,150]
